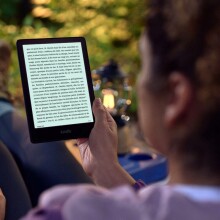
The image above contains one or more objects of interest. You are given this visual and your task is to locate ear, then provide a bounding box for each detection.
[164,72,194,127]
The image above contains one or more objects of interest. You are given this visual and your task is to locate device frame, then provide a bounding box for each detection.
[17,37,95,143]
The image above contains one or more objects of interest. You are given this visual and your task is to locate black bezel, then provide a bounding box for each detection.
[17,37,95,143]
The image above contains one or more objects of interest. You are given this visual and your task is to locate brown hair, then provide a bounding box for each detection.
[146,0,220,178]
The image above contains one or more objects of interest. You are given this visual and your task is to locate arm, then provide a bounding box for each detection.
[77,98,136,188]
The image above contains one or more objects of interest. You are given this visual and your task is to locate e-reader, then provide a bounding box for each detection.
[17,37,95,143]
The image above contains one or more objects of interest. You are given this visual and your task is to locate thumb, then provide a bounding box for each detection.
[92,98,107,126]
[92,98,116,132]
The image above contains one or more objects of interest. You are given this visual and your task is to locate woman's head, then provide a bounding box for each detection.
[138,0,220,182]
[0,40,12,100]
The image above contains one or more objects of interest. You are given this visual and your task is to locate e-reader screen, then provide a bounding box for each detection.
[17,37,95,143]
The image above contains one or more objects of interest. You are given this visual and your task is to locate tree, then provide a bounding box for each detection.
[0,0,145,111]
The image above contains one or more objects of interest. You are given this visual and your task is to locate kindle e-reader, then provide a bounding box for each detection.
[17,37,95,143]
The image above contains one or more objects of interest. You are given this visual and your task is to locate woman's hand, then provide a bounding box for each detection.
[0,189,5,220]
[77,98,135,188]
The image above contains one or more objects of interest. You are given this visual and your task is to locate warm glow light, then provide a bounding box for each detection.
[31,0,51,4]
[131,147,141,154]
[126,99,131,105]
[32,6,52,18]
[102,89,115,109]
[103,94,115,109]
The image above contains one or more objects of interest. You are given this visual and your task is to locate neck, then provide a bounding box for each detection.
[168,156,220,186]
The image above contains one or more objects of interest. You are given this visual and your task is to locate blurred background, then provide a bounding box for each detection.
[0,0,146,117]
[0,0,168,187]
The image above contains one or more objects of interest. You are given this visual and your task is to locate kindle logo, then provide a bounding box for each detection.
[60,129,72,134]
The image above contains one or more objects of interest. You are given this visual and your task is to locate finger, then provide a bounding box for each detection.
[92,98,107,125]
[105,108,117,131]
[76,138,88,145]
[93,98,117,132]
[105,107,115,123]
[77,140,88,156]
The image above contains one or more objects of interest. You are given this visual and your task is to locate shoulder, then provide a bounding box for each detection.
[41,184,142,220]
[22,184,220,220]
[24,184,184,220]
[23,184,147,220]
[21,184,185,220]
[139,185,220,220]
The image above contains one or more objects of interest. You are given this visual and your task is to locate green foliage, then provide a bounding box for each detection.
[0,0,146,113]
